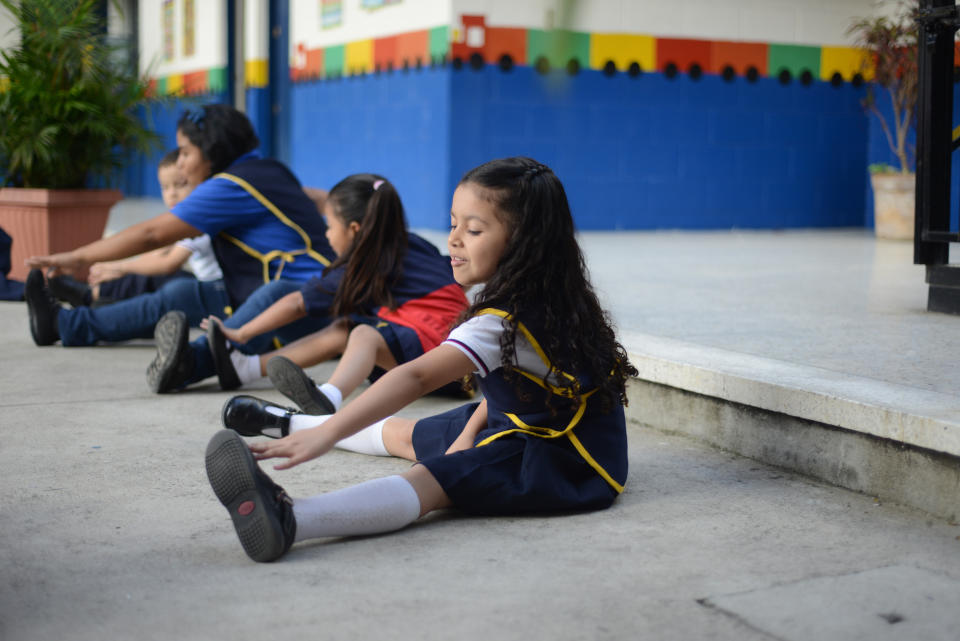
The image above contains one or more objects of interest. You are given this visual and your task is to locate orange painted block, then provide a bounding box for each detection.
[709,41,767,76]
[396,30,429,68]
[954,42,960,66]
[374,35,398,70]
[183,70,208,95]
[306,48,324,77]
[484,26,526,65]
[656,38,711,72]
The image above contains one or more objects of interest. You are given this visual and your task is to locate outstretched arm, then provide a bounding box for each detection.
[201,290,307,344]
[250,344,476,469]
[445,398,487,454]
[88,244,193,284]
[26,213,201,277]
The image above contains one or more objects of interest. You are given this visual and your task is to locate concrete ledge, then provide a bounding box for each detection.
[626,379,960,521]
[623,331,960,458]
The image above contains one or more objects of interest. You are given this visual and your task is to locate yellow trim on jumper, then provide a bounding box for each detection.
[471,308,622,493]
[215,172,331,267]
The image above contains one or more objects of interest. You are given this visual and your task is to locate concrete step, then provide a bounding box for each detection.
[623,332,960,521]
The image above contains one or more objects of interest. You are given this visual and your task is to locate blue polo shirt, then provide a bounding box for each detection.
[171,152,334,303]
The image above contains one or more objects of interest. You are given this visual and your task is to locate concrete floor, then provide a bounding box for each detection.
[1,199,957,640]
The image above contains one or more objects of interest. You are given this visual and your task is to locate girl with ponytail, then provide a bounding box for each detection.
[203,174,470,412]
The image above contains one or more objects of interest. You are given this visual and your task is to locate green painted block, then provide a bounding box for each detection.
[429,26,448,59]
[768,44,821,77]
[527,29,590,69]
[156,77,168,94]
[324,45,345,77]
[207,67,228,94]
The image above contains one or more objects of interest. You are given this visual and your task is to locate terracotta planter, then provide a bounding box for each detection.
[870,172,915,241]
[0,188,122,281]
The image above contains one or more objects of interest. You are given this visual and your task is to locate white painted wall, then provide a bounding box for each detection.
[453,0,886,46]
[290,0,450,50]
[0,3,19,52]
[245,0,268,61]
[139,0,228,76]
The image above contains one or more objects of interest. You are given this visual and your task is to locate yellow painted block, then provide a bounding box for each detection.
[589,33,656,72]
[345,39,374,75]
[166,74,184,95]
[245,59,269,88]
[820,46,873,81]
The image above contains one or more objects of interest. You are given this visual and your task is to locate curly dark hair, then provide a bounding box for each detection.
[176,104,260,176]
[459,157,636,412]
[324,173,408,317]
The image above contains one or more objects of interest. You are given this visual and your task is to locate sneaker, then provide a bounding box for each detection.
[25,269,61,346]
[208,321,241,391]
[146,311,193,393]
[47,275,92,307]
[221,394,299,439]
[205,429,297,562]
[266,356,336,415]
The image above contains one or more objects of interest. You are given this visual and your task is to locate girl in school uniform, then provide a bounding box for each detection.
[204,157,638,563]
[199,173,470,412]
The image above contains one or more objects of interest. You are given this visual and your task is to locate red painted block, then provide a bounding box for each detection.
[183,70,208,95]
[656,38,711,73]
[305,47,324,78]
[709,41,767,76]
[374,35,398,70]
[954,41,960,66]
[452,14,484,62]
[484,26,526,65]
[396,30,429,68]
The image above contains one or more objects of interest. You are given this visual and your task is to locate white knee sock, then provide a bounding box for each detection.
[334,418,390,456]
[288,413,332,433]
[318,383,342,410]
[292,475,421,542]
[230,351,263,385]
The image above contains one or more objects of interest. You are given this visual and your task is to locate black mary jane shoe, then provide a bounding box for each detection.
[208,320,241,391]
[25,269,61,346]
[221,395,300,439]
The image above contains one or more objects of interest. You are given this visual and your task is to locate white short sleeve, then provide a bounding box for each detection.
[174,234,223,282]
[443,313,549,379]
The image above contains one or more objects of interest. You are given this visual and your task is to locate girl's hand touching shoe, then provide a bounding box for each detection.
[248,427,339,470]
[200,315,247,344]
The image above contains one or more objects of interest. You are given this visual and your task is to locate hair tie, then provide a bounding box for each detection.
[372,179,384,191]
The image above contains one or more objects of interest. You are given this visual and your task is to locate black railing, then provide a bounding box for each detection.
[916,0,960,314]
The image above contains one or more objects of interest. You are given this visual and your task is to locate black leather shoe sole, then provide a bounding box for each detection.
[147,311,189,393]
[208,321,242,390]
[25,269,60,346]
[221,394,295,438]
[205,429,295,562]
[266,356,336,415]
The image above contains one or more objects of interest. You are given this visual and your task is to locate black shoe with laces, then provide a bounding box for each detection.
[205,429,297,562]
[221,395,300,439]
[47,275,92,307]
[146,311,194,393]
[208,320,241,390]
[25,269,61,346]
[266,356,336,415]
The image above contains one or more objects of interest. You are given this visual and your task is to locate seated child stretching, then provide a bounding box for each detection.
[200,173,468,414]
[205,157,638,562]
[45,150,222,308]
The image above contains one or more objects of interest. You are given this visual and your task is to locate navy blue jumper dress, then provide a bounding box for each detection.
[412,308,628,515]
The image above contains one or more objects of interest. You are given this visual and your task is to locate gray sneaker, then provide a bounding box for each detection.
[266,356,336,414]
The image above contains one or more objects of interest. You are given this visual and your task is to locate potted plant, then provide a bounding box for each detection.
[848,4,919,240]
[0,0,162,280]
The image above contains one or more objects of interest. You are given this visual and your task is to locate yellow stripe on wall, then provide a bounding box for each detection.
[245,59,269,88]
[166,73,184,94]
[820,46,873,81]
[345,39,374,75]
[589,33,656,72]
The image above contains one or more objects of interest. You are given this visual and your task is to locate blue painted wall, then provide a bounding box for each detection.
[450,65,869,230]
[288,67,452,228]
[122,71,960,235]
